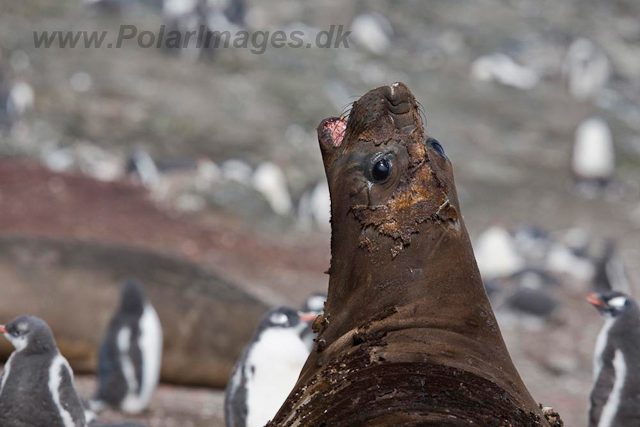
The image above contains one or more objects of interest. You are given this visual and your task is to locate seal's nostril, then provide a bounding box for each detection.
[384,82,413,106]
[378,82,419,134]
[387,102,411,115]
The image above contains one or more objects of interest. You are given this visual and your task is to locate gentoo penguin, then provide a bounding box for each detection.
[350,12,393,56]
[587,292,640,427]
[91,279,163,414]
[0,70,12,132]
[297,181,331,232]
[125,148,160,188]
[487,269,559,328]
[252,162,293,216]
[162,0,245,59]
[504,287,558,318]
[572,117,615,196]
[7,78,34,121]
[512,224,552,264]
[474,225,524,280]
[0,315,86,427]
[497,269,560,318]
[562,38,611,100]
[546,230,596,282]
[225,307,317,427]
[301,292,326,314]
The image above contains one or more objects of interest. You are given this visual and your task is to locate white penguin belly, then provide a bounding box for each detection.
[244,328,310,427]
[121,304,163,414]
[572,118,615,179]
[593,318,614,381]
[0,353,15,398]
[598,350,626,427]
[48,354,78,427]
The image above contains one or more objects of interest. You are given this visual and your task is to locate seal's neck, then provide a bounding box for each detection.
[322,213,486,344]
[313,214,539,411]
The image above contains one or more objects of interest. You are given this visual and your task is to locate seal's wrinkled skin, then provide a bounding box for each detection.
[269,83,551,426]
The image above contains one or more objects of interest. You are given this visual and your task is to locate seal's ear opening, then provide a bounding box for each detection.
[317,116,347,171]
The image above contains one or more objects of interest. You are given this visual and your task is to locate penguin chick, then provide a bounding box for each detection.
[0,315,86,427]
[587,292,640,427]
[92,279,163,414]
[225,307,317,427]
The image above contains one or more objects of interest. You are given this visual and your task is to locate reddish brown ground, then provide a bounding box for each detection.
[0,161,329,304]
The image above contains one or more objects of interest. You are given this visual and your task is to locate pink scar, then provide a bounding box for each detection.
[324,117,347,147]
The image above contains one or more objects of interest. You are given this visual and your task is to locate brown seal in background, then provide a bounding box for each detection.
[268,83,552,426]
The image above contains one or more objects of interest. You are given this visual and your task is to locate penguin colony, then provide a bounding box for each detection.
[0,82,637,426]
[0,280,161,427]
[0,279,323,427]
[476,225,630,322]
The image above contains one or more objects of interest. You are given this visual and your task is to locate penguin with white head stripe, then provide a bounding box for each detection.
[91,279,163,414]
[587,292,640,427]
[0,315,86,427]
[225,306,319,427]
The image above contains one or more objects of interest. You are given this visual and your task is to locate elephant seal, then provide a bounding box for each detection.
[0,235,269,387]
[268,83,552,426]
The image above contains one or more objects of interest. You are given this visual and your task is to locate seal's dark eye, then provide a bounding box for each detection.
[371,158,391,182]
[428,138,446,158]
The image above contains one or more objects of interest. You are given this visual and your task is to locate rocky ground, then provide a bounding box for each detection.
[75,376,226,427]
[1,0,640,425]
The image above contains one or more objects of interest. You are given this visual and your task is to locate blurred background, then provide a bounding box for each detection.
[0,0,639,425]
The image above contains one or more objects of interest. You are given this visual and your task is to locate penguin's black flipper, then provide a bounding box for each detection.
[588,356,615,427]
[506,288,559,317]
[129,324,144,394]
[224,359,249,427]
[95,335,128,406]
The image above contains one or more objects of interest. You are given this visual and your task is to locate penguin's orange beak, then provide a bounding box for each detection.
[299,313,318,322]
[0,325,6,334]
[587,293,605,307]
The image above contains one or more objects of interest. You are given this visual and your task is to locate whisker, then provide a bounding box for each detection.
[340,102,355,119]
[416,100,427,127]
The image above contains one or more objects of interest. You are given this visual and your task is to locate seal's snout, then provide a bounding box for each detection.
[317,82,425,170]
[382,82,420,135]
[384,82,413,107]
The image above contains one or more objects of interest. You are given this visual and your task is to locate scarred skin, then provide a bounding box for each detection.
[268,83,552,426]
